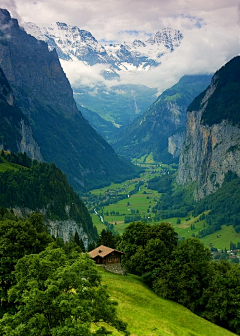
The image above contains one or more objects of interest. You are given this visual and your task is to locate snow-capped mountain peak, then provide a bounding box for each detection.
[23,22,183,78]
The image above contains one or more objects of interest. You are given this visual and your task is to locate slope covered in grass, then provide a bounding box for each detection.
[100,268,236,336]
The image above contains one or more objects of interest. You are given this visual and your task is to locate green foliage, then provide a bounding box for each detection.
[152,181,194,220]
[0,246,129,336]
[0,153,97,240]
[153,238,212,311]
[120,222,240,334]
[193,176,240,235]
[0,214,53,316]
[97,229,119,249]
[200,261,240,334]
[147,174,173,193]
[119,222,178,284]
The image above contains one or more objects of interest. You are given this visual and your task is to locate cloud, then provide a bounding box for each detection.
[62,17,240,96]
[4,0,240,95]
[60,60,112,88]
[0,0,22,24]
[12,1,240,41]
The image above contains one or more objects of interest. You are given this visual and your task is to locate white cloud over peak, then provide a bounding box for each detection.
[2,0,240,93]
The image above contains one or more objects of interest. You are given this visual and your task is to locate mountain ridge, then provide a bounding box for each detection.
[23,22,183,76]
[0,9,137,191]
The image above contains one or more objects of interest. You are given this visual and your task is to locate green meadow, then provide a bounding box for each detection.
[0,159,24,172]
[98,268,236,336]
[89,162,240,251]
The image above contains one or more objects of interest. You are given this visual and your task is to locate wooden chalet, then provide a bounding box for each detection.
[89,245,124,266]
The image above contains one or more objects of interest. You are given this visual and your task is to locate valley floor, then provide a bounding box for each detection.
[85,162,240,253]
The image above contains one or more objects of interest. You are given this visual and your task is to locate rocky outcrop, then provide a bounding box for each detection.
[0,65,42,160]
[11,207,89,250]
[168,131,185,158]
[18,120,42,161]
[177,57,240,200]
[47,219,89,250]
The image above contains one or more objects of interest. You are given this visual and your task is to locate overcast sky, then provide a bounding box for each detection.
[2,0,240,93]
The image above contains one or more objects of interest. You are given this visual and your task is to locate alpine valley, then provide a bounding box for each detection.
[1,6,240,336]
[23,21,184,142]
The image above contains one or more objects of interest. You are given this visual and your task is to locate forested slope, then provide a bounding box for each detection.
[0,151,98,241]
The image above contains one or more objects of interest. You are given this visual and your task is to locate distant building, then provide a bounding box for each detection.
[89,245,124,266]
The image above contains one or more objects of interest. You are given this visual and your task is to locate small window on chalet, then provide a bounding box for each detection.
[108,258,112,262]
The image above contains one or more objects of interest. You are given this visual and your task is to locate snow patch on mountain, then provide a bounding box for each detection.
[23,22,183,78]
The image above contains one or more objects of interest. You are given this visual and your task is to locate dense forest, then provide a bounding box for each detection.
[0,151,98,240]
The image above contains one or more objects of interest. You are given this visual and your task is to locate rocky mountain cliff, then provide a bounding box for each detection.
[0,9,136,191]
[24,22,183,76]
[177,56,240,200]
[0,67,42,160]
[114,75,211,162]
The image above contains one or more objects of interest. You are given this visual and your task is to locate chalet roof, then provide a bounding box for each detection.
[89,245,124,259]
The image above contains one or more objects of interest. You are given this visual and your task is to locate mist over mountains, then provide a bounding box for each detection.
[0,9,137,191]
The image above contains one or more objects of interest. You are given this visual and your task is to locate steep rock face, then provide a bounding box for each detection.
[12,207,90,249]
[47,219,89,249]
[177,57,240,200]
[0,10,76,118]
[168,131,185,158]
[0,66,42,160]
[115,75,211,162]
[18,120,42,161]
[0,9,136,191]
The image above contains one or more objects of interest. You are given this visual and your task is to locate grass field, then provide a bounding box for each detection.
[90,163,166,234]
[89,162,240,251]
[98,268,236,336]
[0,160,24,172]
[199,225,240,250]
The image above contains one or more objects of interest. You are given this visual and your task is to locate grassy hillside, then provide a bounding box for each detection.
[99,268,235,336]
